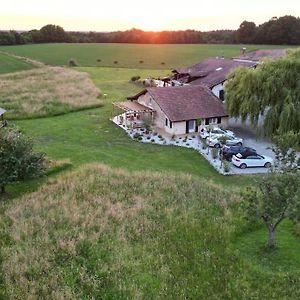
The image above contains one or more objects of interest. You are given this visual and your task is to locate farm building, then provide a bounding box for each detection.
[114,85,228,135]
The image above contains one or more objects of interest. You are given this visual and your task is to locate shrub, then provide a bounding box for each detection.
[211,148,218,160]
[202,138,208,149]
[97,59,101,62]
[131,75,141,82]
[151,139,155,142]
[161,62,166,65]
[153,132,158,136]
[223,160,231,173]
[158,135,162,138]
[138,136,143,141]
[68,58,77,67]
[114,61,118,64]
[133,133,141,139]
[146,136,151,140]
[139,60,144,64]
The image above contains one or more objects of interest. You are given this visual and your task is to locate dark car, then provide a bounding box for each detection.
[221,145,257,161]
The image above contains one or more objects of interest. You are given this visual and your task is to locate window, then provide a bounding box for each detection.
[205,118,209,125]
[219,90,225,101]
[165,118,168,127]
[209,118,218,124]
[217,117,222,124]
[170,121,172,129]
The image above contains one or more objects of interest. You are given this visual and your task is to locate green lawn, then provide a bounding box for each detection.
[0,43,290,69]
[0,52,34,74]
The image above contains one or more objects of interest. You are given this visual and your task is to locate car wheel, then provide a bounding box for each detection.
[214,143,221,148]
[240,163,247,169]
[264,162,272,168]
[236,142,242,146]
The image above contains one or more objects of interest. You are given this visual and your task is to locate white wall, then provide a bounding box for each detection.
[211,83,224,99]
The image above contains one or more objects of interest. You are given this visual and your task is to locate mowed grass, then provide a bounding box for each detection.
[0,43,290,69]
[0,52,34,74]
[0,66,102,119]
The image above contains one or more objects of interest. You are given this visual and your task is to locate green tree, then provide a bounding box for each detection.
[40,24,69,43]
[225,55,300,139]
[0,127,46,194]
[244,139,300,248]
[236,21,257,43]
[245,172,300,248]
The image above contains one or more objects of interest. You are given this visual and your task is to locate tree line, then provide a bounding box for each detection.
[1,15,300,45]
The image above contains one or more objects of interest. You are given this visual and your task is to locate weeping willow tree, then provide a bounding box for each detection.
[225,55,300,145]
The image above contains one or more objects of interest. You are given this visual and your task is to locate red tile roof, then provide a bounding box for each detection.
[128,86,227,122]
[174,58,256,88]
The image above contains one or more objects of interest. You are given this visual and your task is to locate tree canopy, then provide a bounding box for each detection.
[225,53,300,144]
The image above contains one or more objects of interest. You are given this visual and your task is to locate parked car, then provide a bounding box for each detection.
[200,127,235,139]
[207,135,243,148]
[221,145,257,161]
[232,153,273,169]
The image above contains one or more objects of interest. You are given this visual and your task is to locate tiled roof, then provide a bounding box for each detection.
[174,58,256,88]
[129,85,227,122]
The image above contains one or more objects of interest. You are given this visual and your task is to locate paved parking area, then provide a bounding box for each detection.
[228,125,275,174]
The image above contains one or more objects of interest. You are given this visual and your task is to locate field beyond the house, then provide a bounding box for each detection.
[0,66,102,119]
[0,52,35,74]
[0,43,290,69]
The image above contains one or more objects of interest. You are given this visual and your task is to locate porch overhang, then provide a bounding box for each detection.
[113,101,154,113]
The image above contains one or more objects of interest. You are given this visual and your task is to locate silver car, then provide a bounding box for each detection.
[207,135,243,148]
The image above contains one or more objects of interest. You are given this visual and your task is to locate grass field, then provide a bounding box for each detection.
[0,44,299,299]
[0,67,103,119]
[1,164,300,299]
[0,43,290,69]
[0,52,35,74]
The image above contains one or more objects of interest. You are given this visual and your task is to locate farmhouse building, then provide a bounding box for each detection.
[123,85,228,135]
[171,58,257,100]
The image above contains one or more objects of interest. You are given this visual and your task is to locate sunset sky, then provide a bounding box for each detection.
[1,0,300,31]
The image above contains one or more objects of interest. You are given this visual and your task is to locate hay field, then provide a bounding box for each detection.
[0,67,102,119]
[2,163,300,299]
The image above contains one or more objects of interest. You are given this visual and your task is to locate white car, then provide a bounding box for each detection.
[232,153,273,169]
[200,127,235,139]
[207,135,243,148]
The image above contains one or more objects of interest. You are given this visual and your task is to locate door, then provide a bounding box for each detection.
[186,120,196,133]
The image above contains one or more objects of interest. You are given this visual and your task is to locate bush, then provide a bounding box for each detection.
[139,60,144,64]
[68,58,77,67]
[201,138,208,150]
[114,61,118,64]
[158,135,162,138]
[133,133,141,139]
[161,62,166,65]
[131,75,141,82]
[151,139,155,142]
[138,136,143,141]
[211,148,218,160]
[223,160,231,173]
[97,59,101,62]
[146,136,151,140]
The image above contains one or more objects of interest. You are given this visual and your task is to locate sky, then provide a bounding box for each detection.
[1,0,300,32]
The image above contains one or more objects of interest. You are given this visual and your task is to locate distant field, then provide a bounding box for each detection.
[0,52,34,74]
[0,43,290,69]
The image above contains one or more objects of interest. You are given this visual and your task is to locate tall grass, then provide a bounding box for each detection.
[2,164,300,299]
[0,67,102,119]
